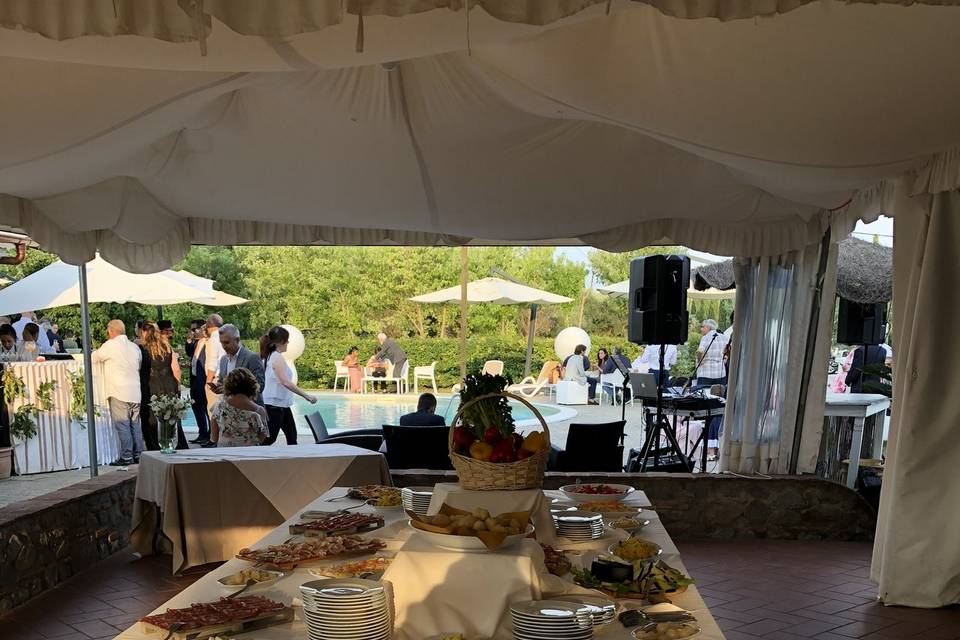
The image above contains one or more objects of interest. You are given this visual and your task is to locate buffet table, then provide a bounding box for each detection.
[6,360,117,474]
[130,444,391,573]
[118,486,724,640]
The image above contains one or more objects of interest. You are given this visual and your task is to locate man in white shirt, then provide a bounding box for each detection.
[204,314,226,429]
[695,319,728,386]
[631,344,678,385]
[91,319,144,465]
[12,311,53,354]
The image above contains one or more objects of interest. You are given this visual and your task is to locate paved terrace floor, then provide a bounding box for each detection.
[0,540,957,640]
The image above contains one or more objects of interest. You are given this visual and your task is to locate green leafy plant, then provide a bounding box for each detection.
[860,362,893,398]
[36,380,57,411]
[458,373,515,438]
[66,369,98,427]
[2,367,26,405]
[10,403,39,441]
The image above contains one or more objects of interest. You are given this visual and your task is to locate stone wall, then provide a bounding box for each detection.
[392,471,877,541]
[0,472,136,613]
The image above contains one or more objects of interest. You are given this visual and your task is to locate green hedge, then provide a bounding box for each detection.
[243,335,669,389]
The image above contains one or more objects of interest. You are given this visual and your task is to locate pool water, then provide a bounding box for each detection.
[181,392,562,436]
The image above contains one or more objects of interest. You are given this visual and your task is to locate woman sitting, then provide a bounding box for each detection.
[210,368,269,447]
[343,346,363,393]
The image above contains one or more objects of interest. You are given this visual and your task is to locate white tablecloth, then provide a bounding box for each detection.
[130,444,391,573]
[118,486,724,640]
[7,360,116,474]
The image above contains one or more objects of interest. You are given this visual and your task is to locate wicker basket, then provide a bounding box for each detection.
[448,391,549,491]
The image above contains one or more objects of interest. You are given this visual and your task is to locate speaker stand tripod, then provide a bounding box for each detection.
[636,345,693,472]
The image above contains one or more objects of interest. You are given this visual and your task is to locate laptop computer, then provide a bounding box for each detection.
[629,372,660,400]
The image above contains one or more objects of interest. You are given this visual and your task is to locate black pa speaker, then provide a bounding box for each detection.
[837,300,887,345]
[627,255,689,345]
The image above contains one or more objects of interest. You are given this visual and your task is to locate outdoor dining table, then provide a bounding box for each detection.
[117,486,725,640]
[129,444,391,573]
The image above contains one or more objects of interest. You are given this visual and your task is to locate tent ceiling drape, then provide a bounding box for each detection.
[2,2,960,270]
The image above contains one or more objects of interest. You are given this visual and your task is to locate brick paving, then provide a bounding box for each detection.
[1,540,957,639]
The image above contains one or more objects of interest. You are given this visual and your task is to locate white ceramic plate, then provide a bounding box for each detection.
[409,521,534,552]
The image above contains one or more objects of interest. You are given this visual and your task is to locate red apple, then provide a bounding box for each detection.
[483,426,502,445]
[453,426,476,448]
[516,448,533,460]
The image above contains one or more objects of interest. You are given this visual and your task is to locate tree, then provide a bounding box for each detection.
[587,246,685,286]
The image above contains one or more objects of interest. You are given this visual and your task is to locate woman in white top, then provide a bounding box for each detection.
[0,324,29,362]
[260,325,317,445]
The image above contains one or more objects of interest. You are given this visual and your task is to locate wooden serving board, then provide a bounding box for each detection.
[288,519,384,537]
[140,606,293,639]
[238,547,385,571]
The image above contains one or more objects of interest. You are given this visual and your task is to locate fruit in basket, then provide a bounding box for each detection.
[468,441,493,461]
[452,426,476,448]
[483,426,503,444]
[521,431,548,454]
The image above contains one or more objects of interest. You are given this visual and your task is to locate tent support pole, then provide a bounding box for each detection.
[459,247,468,380]
[78,263,99,478]
[156,305,163,321]
[524,304,538,378]
[789,227,832,474]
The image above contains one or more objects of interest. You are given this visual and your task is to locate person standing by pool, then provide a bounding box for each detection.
[343,346,363,393]
[260,325,317,445]
[374,333,407,393]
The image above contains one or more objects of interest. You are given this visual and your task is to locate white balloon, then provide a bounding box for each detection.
[554,327,591,360]
[281,324,305,361]
[280,324,304,385]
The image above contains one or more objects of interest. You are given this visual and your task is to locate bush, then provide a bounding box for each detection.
[245,335,649,390]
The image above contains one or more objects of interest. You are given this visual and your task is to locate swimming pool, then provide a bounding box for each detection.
[180,392,573,437]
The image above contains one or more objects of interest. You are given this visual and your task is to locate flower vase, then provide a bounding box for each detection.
[159,420,178,454]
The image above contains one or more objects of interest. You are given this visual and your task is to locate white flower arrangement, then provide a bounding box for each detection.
[148,394,193,423]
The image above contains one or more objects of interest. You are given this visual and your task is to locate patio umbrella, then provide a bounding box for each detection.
[410,276,573,378]
[0,254,247,315]
[597,279,736,301]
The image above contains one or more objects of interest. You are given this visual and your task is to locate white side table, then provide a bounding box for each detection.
[824,392,891,488]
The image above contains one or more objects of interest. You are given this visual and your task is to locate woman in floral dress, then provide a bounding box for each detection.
[210,368,268,447]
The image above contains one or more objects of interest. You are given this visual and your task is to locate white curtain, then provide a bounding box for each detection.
[721,240,837,474]
[871,183,960,607]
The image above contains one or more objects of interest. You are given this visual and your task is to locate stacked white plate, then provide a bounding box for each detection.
[511,600,595,639]
[401,486,433,517]
[556,595,617,627]
[299,578,392,640]
[553,511,604,541]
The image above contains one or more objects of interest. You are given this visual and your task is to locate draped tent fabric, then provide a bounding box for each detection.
[871,184,960,608]
[1,2,960,270]
[720,246,827,474]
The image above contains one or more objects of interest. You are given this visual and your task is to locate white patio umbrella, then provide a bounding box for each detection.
[597,279,736,301]
[411,276,573,378]
[0,254,246,315]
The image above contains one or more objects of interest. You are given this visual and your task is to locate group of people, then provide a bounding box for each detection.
[340,333,407,393]
[91,315,319,466]
[0,310,79,362]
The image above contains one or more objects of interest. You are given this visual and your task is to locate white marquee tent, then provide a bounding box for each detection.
[0,0,958,608]
[597,279,735,301]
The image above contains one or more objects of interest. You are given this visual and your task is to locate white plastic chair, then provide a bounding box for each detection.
[386,360,409,394]
[333,359,349,391]
[361,360,392,394]
[508,360,558,399]
[482,360,505,376]
[413,361,438,394]
[598,372,634,406]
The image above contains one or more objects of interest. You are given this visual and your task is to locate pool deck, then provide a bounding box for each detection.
[0,390,710,507]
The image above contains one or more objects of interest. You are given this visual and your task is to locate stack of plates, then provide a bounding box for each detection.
[556,595,617,627]
[299,578,392,640]
[511,600,595,639]
[401,486,433,517]
[553,511,604,541]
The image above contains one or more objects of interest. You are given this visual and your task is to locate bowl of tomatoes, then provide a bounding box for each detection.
[559,483,635,503]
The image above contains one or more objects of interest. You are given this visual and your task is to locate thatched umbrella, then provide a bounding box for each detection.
[692,237,892,303]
